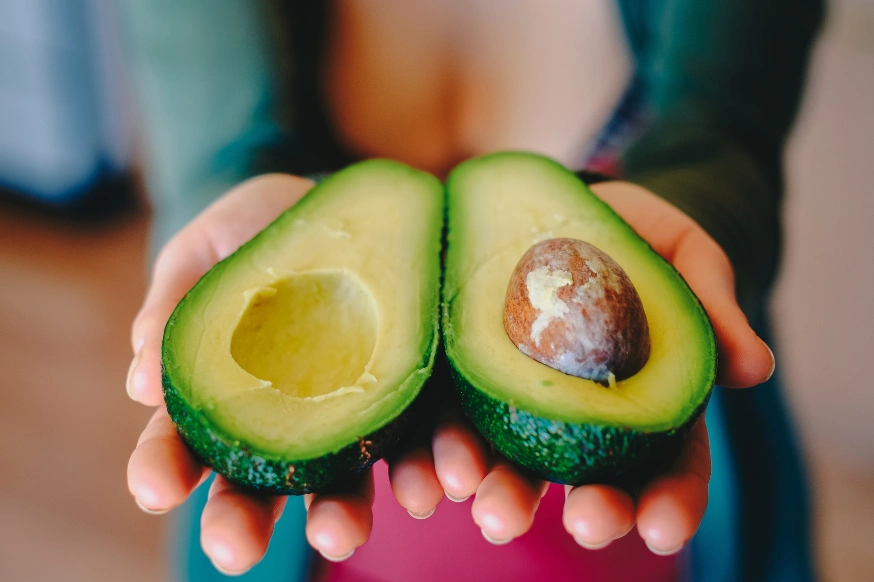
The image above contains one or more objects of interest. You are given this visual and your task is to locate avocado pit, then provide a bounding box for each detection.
[503,238,650,385]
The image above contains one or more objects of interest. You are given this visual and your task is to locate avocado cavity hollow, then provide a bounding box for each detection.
[231,271,378,399]
[503,238,650,386]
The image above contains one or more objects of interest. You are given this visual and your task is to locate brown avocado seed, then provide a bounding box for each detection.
[503,238,650,386]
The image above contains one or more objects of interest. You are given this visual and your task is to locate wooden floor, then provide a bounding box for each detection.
[0,200,165,581]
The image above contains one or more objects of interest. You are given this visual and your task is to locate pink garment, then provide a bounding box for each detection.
[321,461,678,582]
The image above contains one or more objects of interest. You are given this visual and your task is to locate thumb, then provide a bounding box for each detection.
[127,174,315,405]
[671,228,775,388]
[127,232,217,405]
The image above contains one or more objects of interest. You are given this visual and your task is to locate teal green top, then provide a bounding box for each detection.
[120,0,822,304]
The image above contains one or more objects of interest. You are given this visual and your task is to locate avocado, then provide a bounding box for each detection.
[162,160,444,494]
[442,152,716,486]
[503,237,651,385]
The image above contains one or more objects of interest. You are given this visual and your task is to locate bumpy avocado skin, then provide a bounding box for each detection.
[450,361,711,486]
[163,365,428,495]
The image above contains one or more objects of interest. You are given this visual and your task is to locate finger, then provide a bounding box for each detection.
[127,406,209,512]
[562,484,635,550]
[127,237,216,405]
[191,173,315,261]
[670,228,775,388]
[200,476,286,575]
[591,182,693,260]
[127,174,315,405]
[388,447,445,519]
[305,471,375,561]
[432,413,491,502]
[592,182,774,388]
[471,461,549,544]
[636,419,711,555]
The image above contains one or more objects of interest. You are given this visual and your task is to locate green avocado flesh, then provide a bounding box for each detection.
[162,160,444,494]
[443,152,716,485]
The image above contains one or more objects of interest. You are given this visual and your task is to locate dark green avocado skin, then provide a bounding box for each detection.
[449,360,711,487]
[163,369,419,495]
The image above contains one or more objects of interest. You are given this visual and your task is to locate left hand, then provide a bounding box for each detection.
[385,180,775,555]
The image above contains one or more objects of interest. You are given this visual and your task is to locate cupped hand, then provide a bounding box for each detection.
[127,175,776,573]
[410,180,776,554]
[127,174,383,573]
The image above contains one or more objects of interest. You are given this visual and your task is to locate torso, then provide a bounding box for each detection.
[314,6,673,581]
[318,5,649,579]
[323,0,632,177]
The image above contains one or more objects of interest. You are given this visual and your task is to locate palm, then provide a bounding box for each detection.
[126,176,774,573]
[420,181,773,553]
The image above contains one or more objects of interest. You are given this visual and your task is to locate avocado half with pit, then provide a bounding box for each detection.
[162,160,444,494]
[443,152,716,486]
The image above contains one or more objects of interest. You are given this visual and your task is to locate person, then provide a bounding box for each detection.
[120,1,822,580]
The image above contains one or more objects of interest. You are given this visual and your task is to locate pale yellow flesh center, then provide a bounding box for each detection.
[231,272,378,399]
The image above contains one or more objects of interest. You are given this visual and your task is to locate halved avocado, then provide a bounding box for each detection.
[443,152,716,486]
[162,160,444,494]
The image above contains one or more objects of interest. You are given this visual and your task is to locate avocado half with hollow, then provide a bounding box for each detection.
[443,152,716,486]
[162,160,444,494]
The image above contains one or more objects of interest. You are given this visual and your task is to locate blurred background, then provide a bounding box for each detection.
[0,0,872,580]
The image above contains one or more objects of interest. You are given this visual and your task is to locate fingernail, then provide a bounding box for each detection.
[645,540,684,556]
[319,549,355,563]
[133,334,146,355]
[617,522,635,538]
[445,492,470,503]
[761,339,776,382]
[573,536,613,550]
[126,351,142,401]
[210,560,249,577]
[572,522,633,550]
[407,507,436,520]
[135,497,169,515]
[481,529,513,545]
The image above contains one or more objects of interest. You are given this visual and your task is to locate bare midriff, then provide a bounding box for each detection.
[323,0,632,177]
